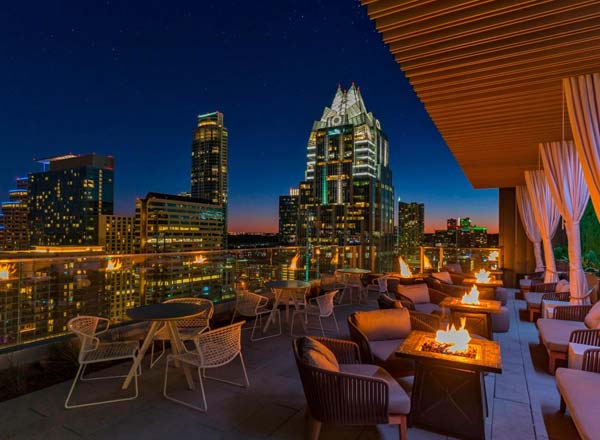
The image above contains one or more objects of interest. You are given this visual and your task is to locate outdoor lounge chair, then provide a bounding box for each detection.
[537,301,600,373]
[524,281,567,321]
[293,336,409,440]
[392,282,448,315]
[556,345,600,440]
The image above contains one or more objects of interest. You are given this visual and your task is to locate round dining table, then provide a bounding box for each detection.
[122,302,206,391]
[263,280,311,331]
[335,268,371,305]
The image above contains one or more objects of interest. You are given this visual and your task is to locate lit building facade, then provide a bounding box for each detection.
[296,84,395,267]
[99,215,134,254]
[398,201,424,248]
[134,192,225,253]
[191,111,228,242]
[0,177,29,251]
[278,188,299,246]
[28,154,114,246]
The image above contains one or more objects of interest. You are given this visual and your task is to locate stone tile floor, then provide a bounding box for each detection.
[0,292,582,439]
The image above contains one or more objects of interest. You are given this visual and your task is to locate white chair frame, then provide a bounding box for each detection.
[163,321,249,412]
[231,289,281,341]
[65,315,140,409]
[290,290,339,337]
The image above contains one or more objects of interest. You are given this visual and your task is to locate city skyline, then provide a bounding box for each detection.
[0,1,499,234]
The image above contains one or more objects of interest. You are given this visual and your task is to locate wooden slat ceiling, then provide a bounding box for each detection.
[361,0,600,188]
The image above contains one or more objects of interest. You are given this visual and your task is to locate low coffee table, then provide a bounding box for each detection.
[396,330,502,440]
[439,296,502,340]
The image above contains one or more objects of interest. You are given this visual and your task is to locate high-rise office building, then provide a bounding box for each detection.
[278,188,299,246]
[398,200,424,248]
[99,215,134,254]
[134,192,225,253]
[28,154,114,246]
[191,112,228,241]
[0,177,29,251]
[296,84,395,264]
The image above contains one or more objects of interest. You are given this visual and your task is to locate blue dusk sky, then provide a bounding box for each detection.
[0,0,498,233]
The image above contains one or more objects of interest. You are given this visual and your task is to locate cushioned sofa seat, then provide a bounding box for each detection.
[537,318,587,352]
[368,339,414,375]
[525,291,544,308]
[556,367,600,440]
[340,364,410,414]
[414,303,442,315]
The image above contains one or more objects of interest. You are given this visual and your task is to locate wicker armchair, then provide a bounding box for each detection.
[393,286,448,315]
[377,293,413,310]
[293,336,408,440]
[424,276,469,298]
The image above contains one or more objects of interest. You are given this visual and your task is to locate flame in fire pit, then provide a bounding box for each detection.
[423,255,433,270]
[462,285,481,305]
[289,253,301,270]
[398,257,412,278]
[106,259,122,271]
[488,250,499,262]
[0,263,15,280]
[435,318,471,353]
[474,268,491,283]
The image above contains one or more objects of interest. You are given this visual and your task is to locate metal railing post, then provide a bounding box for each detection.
[439,247,444,271]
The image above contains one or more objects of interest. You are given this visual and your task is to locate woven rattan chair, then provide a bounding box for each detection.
[231,288,281,341]
[291,290,339,336]
[65,315,140,409]
[163,321,249,412]
[293,336,408,440]
[150,297,214,367]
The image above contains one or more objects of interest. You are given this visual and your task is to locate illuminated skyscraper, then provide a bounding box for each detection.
[279,188,299,245]
[0,177,29,251]
[99,215,134,254]
[191,112,228,239]
[28,154,114,246]
[297,84,395,266]
[398,201,424,248]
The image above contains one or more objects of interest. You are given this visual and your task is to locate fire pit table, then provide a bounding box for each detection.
[461,278,503,301]
[439,296,502,340]
[396,330,502,440]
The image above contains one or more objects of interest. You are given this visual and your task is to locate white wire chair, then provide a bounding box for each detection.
[163,321,249,412]
[149,297,214,368]
[290,290,339,337]
[367,275,389,297]
[65,315,140,409]
[231,289,281,341]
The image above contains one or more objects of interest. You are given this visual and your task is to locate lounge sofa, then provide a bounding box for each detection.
[524,281,569,321]
[537,301,600,373]
[392,282,448,315]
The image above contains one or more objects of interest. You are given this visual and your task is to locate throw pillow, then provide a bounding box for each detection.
[556,279,570,293]
[397,283,431,304]
[432,271,453,285]
[584,300,600,329]
[301,336,340,372]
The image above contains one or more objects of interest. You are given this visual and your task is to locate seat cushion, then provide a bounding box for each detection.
[414,303,442,315]
[584,300,600,329]
[444,263,462,273]
[397,283,430,304]
[432,271,453,285]
[537,318,587,352]
[556,367,600,440]
[340,364,410,415]
[557,279,570,293]
[525,291,544,307]
[368,339,414,377]
[352,308,411,341]
[300,337,339,372]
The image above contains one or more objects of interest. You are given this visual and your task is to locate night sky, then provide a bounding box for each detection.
[0,0,498,233]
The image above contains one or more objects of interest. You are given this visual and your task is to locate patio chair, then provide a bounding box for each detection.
[537,301,600,373]
[163,321,249,412]
[524,281,564,321]
[348,308,440,378]
[377,293,413,310]
[65,315,140,409]
[293,336,409,440]
[393,282,448,315]
[367,275,389,298]
[424,274,470,298]
[290,290,339,336]
[150,297,214,367]
[231,288,281,341]
[556,347,600,440]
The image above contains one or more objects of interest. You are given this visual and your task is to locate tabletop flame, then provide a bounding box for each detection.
[398,257,413,278]
[289,253,301,270]
[462,285,481,305]
[193,255,207,264]
[423,254,433,270]
[0,263,15,280]
[435,318,471,353]
[474,268,491,283]
[106,259,122,271]
[488,250,499,262]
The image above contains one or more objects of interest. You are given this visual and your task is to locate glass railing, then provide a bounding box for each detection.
[396,246,502,274]
[0,244,501,350]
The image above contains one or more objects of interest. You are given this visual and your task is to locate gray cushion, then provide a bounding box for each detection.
[368,339,414,376]
[339,364,410,414]
[537,318,587,353]
[397,283,430,304]
[584,300,600,329]
[495,287,510,305]
[525,291,544,307]
[556,367,600,440]
[352,308,411,341]
[432,271,453,284]
[492,306,510,333]
[300,337,339,372]
[414,303,442,315]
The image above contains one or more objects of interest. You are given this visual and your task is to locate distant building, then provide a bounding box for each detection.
[398,201,424,248]
[279,188,299,246]
[191,111,228,243]
[227,233,281,249]
[134,192,225,253]
[0,177,29,251]
[99,215,134,254]
[435,217,489,248]
[28,154,114,246]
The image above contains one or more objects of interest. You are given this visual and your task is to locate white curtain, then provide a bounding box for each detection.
[524,170,561,283]
[516,186,545,272]
[564,74,600,220]
[540,141,590,304]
